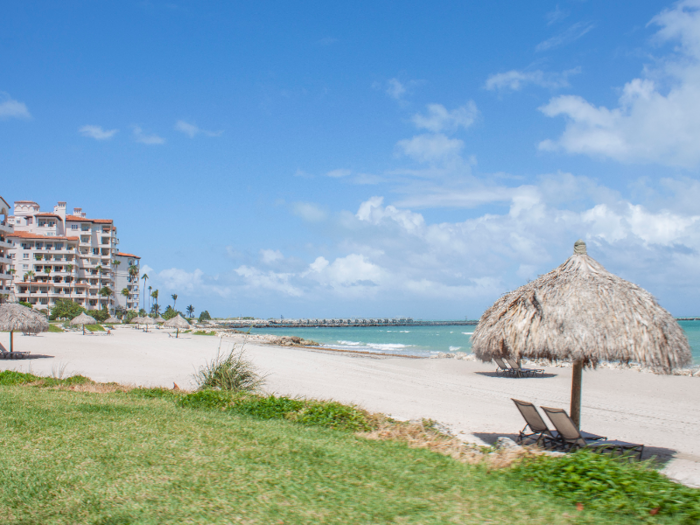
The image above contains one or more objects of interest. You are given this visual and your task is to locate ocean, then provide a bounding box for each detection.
[250,320,700,364]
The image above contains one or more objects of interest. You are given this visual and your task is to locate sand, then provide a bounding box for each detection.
[2,327,699,488]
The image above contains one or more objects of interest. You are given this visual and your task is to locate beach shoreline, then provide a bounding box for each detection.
[2,327,699,488]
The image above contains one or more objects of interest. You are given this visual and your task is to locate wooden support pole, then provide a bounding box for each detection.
[9,331,13,353]
[570,360,583,429]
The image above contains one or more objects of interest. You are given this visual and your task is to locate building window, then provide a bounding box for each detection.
[71,225,78,230]
[23,254,28,259]
[22,264,28,269]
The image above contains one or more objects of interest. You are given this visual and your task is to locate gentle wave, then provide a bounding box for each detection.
[337,340,362,346]
[367,343,410,351]
[449,346,461,351]
[462,332,473,335]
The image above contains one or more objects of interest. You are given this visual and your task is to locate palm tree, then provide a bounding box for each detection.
[186,305,195,319]
[171,294,178,310]
[151,303,161,316]
[148,285,152,311]
[25,270,35,282]
[44,266,51,284]
[121,287,130,309]
[151,289,159,313]
[141,273,148,312]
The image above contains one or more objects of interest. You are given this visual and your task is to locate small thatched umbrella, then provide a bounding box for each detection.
[105,316,121,324]
[472,240,692,428]
[0,303,49,352]
[154,316,166,324]
[164,314,190,338]
[71,312,97,335]
[139,316,156,332]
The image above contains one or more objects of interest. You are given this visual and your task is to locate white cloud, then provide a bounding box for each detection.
[536,21,595,52]
[0,93,30,119]
[133,125,165,145]
[79,125,118,140]
[411,102,478,132]
[261,249,284,264]
[292,202,327,222]
[485,68,580,92]
[175,120,222,138]
[386,78,406,100]
[546,5,568,26]
[539,2,700,167]
[235,265,302,296]
[396,133,464,163]
[326,168,351,178]
[305,253,383,288]
[356,196,425,233]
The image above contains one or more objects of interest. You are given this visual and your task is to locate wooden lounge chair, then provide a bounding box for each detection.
[541,406,644,460]
[493,357,518,377]
[512,399,605,448]
[505,357,544,377]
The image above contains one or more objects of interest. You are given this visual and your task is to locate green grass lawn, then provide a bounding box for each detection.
[0,385,634,525]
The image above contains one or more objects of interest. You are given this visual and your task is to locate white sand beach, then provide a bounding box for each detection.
[2,327,699,488]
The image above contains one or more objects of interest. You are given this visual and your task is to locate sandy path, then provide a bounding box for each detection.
[2,328,699,487]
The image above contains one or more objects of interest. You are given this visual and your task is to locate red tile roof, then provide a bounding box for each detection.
[8,231,79,241]
[116,252,140,258]
[65,215,113,224]
[34,212,61,217]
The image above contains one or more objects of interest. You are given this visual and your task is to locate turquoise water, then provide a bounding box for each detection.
[251,320,700,364]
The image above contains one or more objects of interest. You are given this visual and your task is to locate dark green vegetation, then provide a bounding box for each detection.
[49,299,110,322]
[1,370,698,524]
[85,324,105,332]
[47,323,63,332]
[192,330,216,336]
[510,450,700,522]
[198,309,212,322]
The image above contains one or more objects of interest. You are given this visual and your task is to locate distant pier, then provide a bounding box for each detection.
[222,318,478,329]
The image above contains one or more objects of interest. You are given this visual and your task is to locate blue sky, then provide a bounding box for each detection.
[3,0,700,319]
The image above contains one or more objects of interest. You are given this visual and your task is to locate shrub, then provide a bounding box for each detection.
[91,308,110,323]
[193,330,216,336]
[233,395,305,420]
[86,324,105,332]
[198,310,212,322]
[510,450,700,522]
[178,390,235,410]
[0,370,39,385]
[290,401,373,432]
[195,347,263,392]
[19,301,32,308]
[49,299,85,321]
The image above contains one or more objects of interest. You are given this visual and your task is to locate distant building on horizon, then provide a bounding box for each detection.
[113,252,141,312]
[5,200,140,314]
[0,196,12,302]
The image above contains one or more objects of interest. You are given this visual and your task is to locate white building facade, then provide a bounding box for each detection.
[0,196,13,301]
[113,252,140,311]
[6,201,120,313]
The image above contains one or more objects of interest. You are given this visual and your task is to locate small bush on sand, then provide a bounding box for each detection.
[509,450,700,522]
[195,347,263,392]
[47,324,63,332]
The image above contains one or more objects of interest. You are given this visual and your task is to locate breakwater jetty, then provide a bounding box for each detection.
[221,318,478,329]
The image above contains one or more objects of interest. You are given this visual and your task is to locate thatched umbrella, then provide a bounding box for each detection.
[154,316,166,324]
[71,312,97,335]
[472,240,691,428]
[105,316,121,324]
[0,303,49,352]
[164,314,190,338]
[138,316,155,332]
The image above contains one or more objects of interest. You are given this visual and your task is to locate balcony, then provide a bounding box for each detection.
[0,239,12,249]
[0,222,12,234]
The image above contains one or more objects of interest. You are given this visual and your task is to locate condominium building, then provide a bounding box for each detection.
[0,196,12,301]
[6,201,121,313]
[114,252,141,311]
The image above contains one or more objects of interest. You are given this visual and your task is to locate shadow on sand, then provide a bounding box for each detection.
[474,371,558,379]
[472,431,677,465]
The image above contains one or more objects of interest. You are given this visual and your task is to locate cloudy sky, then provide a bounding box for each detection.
[3,1,700,319]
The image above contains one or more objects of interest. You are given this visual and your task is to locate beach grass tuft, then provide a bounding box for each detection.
[194,346,264,392]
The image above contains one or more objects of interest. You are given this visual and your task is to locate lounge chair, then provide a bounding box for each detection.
[494,357,518,377]
[505,357,544,377]
[511,399,605,448]
[541,406,644,460]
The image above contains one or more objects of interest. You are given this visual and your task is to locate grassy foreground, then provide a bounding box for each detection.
[0,376,696,524]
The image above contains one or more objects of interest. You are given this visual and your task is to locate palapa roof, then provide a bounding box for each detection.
[154,316,166,323]
[105,317,121,324]
[0,303,49,333]
[164,314,190,329]
[70,312,97,325]
[471,240,692,373]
